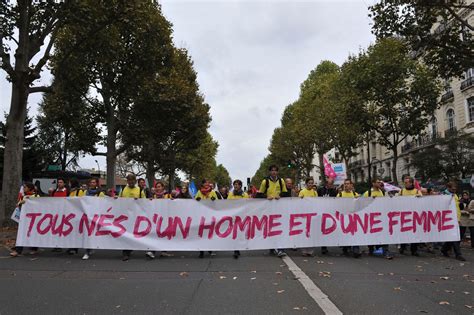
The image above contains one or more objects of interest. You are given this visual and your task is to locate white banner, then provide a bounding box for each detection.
[16,196,459,250]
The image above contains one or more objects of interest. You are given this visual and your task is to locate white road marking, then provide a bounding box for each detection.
[282,255,343,315]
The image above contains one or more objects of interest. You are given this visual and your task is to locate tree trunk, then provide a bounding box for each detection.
[318,152,325,185]
[146,161,154,188]
[61,131,69,171]
[168,169,175,192]
[1,80,29,224]
[391,148,399,184]
[106,120,117,190]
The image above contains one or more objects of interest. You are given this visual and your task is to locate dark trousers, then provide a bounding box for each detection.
[122,250,132,257]
[14,246,38,254]
[460,226,474,247]
[400,243,418,253]
[441,241,462,257]
[342,246,360,254]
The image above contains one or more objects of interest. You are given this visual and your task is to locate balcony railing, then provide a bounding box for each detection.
[440,90,454,102]
[348,159,364,169]
[401,133,440,153]
[460,77,474,91]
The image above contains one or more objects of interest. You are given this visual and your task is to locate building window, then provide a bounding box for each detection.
[446,108,456,131]
[466,68,474,79]
[430,117,438,137]
[468,97,474,122]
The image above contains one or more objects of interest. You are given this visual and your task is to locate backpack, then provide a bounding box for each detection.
[256,177,285,198]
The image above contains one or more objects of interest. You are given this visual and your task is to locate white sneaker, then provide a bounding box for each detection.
[146,251,155,259]
[82,253,89,260]
[277,250,287,257]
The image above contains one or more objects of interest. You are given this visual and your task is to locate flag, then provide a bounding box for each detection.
[323,155,337,179]
[383,182,401,192]
[189,181,198,198]
[17,184,24,202]
[414,179,422,191]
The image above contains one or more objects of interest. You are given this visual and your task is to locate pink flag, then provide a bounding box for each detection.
[414,179,422,191]
[323,156,337,179]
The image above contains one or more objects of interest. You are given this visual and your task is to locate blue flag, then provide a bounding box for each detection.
[189,181,198,198]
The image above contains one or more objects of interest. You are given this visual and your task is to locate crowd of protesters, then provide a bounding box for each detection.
[9,165,474,262]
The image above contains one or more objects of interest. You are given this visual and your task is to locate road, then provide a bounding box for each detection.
[0,245,473,314]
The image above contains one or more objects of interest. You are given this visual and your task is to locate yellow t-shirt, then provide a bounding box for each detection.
[228,191,249,199]
[195,190,218,200]
[120,186,146,198]
[69,189,85,197]
[363,189,385,197]
[154,193,171,199]
[298,188,318,198]
[337,191,359,198]
[399,188,422,196]
[259,177,287,198]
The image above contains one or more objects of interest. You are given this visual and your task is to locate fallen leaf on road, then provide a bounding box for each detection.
[459,263,465,267]
[465,305,473,309]
[293,307,301,310]
[119,277,125,280]
[463,291,470,295]
[233,276,237,280]
[470,280,474,283]
[430,281,437,284]
[316,260,324,264]
[377,273,384,276]
[327,262,334,265]
[418,310,428,313]
[29,258,38,261]
[251,270,257,273]
[439,301,450,305]
[219,276,226,279]
[303,259,308,262]
[277,290,285,294]
[394,287,402,291]
[179,272,189,277]
[273,282,279,285]
[250,277,256,280]
[275,272,282,275]
[389,273,394,276]
[115,305,121,308]
[440,276,449,280]
[280,265,285,267]
[444,290,454,294]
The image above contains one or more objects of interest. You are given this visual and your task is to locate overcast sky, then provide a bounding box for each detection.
[0,0,377,184]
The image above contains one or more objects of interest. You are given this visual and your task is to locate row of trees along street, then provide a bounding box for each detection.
[252,0,473,187]
[0,1,231,224]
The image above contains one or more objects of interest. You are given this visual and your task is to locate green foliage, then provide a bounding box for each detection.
[369,1,474,78]
[214,164,231,188]
[345,38,441,183]
[412,132,474,181]
[180,132,219,183]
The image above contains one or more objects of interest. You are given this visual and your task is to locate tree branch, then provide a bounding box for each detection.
[29,85,53,93]
[441,3,474,31]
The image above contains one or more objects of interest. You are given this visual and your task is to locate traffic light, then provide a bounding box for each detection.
[287,160,292,168]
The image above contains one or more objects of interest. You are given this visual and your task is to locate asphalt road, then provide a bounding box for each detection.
[0,245,473,315]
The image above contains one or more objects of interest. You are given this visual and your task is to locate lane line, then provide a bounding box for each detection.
[282,255,343,315]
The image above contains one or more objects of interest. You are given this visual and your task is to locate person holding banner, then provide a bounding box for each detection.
[259,165,287,257]
[10,182,39,257]
[69,178,85,197]
[196,179,218,258]
[228,179,249,259]
[299,178,317,257]
[50,178,68,197]
[82,178,105,260]
[398,176,422,256]
[338,179,361,258]
[119,174,146,261]
[440,182,466,261]
[154,181,171,199]
[363,178,393,259]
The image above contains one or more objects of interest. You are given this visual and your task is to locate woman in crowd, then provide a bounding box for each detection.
[228,179,248,259]
[195,179,217,258]
[298,177,317,257]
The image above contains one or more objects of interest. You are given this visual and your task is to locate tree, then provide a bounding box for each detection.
[180,132,219,183]
[0,108,47,190]
[124,47,212,189]
[35,79,100,171]
[0,0,133,223]
[346,38,441,183]
[214,164,231,188]
[369,0,474,78]
[412,131,474,181]
[52,1,175,189]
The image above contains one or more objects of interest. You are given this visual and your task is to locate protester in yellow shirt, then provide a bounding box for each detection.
[398,176,421,256]
[228,179,249,200]
[154,181,171,199]
[227,179,248,259]
[337,179,361,258]
[118,174,146,261]
[363,178,385,197]
[299,178,318,198]
[258,165,287,200]
[82,178,105,260]
[69,178,85,197]
[195,180,218,200]
[441,181,465,261]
